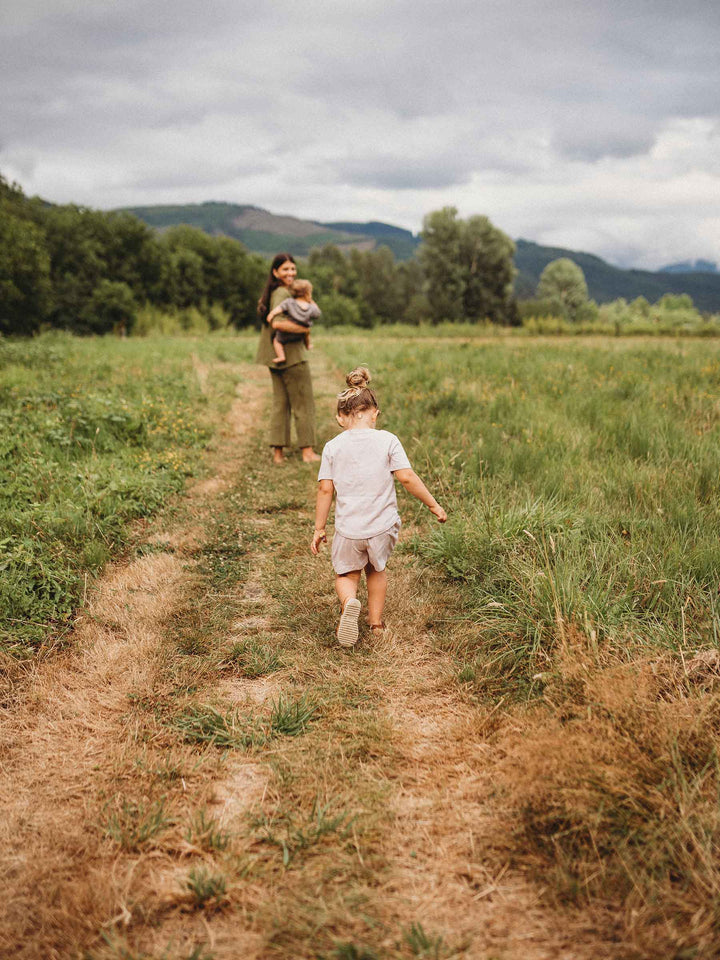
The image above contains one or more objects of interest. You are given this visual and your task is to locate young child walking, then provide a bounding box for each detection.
[266,278,320,364]
[311,367,447,646]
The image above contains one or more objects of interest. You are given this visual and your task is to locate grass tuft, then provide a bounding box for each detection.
[221,637,283,677]
[251,796,355,866]
[104,797,171,851]
[185,808,230,852]
[269,693,318,736]
[403,921,446,958]
[183,866,228,909]
[171,704,264,749]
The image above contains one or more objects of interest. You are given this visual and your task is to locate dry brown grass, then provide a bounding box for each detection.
[0,364,269,959]
[496,625,720,958]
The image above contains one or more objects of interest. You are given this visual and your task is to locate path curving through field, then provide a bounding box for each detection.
[0,350,611,960]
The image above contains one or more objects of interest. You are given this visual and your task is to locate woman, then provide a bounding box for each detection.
[256,253,320,464]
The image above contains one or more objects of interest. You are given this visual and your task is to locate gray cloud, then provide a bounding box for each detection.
[334,154,473,191]
[1,0,720,267]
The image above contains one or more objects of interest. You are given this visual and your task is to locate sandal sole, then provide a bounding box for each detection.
[337,598,361,647]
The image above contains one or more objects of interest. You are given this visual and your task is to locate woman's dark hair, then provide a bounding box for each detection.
[337,367,379,417]
[257,252,296,320]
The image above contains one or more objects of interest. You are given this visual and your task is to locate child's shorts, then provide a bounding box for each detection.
[331,521,401,575]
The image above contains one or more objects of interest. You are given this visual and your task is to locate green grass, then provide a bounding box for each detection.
[322,335,720,690]
[104,797,172,851]
[322,332,720,956]
[171,704,265,748]
[183,866,228,909]
[0,332,255,657]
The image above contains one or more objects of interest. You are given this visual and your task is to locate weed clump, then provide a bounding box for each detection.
[183,866,228,909]
[498,627,720,957]
[104,797,172,851]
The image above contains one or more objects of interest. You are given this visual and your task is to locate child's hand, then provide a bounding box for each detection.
[430,503,447,523]
[311,529,327,554]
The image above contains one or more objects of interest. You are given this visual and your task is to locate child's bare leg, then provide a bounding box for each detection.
[272,339,286,364]
[365,562,387,627]
[335,570,362,646]
[336,570,361,609]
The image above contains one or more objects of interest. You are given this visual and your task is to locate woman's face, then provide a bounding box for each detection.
[273,260,297,287]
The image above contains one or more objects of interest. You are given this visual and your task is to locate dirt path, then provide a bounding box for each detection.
[1,352,611,959]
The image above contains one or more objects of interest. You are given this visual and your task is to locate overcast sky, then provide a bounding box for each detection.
[2,0,719,268]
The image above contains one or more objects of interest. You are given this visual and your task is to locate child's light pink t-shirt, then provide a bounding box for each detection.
[318,428,411,539]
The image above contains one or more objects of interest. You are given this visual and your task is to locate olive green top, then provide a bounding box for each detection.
[255,286,309,368]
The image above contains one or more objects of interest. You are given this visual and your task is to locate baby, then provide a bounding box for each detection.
[266,279,321,364]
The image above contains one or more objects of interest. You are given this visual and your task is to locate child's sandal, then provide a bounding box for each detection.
[336,598,361,647]
[369,622,386,634]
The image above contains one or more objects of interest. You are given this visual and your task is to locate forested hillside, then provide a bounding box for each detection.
[123,201,720,310]
[120,202,376,257]
[4,171,720,336]
[514,240,720,312]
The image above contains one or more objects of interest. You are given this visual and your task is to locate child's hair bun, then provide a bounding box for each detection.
[346,366,371,389]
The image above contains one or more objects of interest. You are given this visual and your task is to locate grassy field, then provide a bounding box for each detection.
[322,333,720,954]
[0,333,253,656]
[3,331,720,958]
[320,336,720,673]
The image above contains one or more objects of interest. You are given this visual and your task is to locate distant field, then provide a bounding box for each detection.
[5,332,719,662]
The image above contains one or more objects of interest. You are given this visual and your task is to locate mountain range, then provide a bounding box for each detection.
[118,201,720,312]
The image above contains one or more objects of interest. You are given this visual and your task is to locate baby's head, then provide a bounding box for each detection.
[291,278,313,300]
[336,366,379,420]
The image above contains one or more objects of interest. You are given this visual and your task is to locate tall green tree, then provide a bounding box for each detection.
[419,207,465,321]
[420,207,517,323]
[537,258,589,321]
[0,180,52,334]
[82,279,137,334]
[307,244,358,299]
[461,215,517,323]
[349,246,405,324]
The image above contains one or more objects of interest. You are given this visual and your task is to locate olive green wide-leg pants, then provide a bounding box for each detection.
[269,362,316,449]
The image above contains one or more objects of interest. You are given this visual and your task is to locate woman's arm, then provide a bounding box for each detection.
[272,315,310,334]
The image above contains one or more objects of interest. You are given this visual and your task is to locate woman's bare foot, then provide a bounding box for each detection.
[301,447,321,463]
[272,447,285,464]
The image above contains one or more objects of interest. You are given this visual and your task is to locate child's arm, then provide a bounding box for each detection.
[312,479,334,553]
[393,469,447,522]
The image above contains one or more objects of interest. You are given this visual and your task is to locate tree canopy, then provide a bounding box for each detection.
[1,176,522,335]
[420,207,517,324]
[537,258,590,321]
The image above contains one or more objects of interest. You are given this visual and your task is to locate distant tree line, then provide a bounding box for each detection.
[5,174,701,337]
[0,175,270,336]
[2,175,526,336]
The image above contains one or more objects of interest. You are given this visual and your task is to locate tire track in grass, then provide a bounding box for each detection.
[203,349,617,959]
[0,360,269,960]
[1,348,617,960]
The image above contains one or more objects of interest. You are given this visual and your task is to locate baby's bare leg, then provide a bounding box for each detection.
[272,339,286,363]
